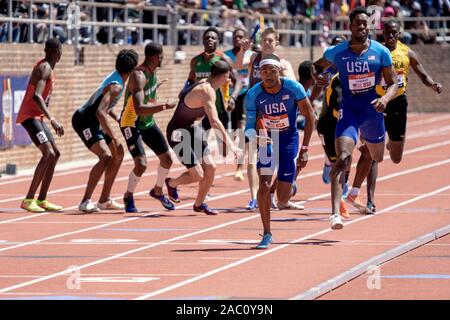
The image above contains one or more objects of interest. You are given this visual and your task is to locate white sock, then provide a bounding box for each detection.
[156,165,170,188]
[350,187,360,196]
[127,170,141,194]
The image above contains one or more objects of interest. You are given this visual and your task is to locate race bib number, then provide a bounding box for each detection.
[171,130,182,142]
[123,127,133,140]
[262,114,290,130]
[349,72,376,93]
[36,131,48,144]
[82,128,92,141]
[380,71,404,88]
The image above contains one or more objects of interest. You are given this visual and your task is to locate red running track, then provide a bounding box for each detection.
[0,113,448,300]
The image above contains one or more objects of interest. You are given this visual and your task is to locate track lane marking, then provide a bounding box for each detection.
[0,158,449,295]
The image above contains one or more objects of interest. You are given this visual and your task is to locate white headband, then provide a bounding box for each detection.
[259,58,282,69]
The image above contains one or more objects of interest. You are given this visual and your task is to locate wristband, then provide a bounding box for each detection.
[162,104,167,110]
[50,117,56,122]
[301,145,308,150]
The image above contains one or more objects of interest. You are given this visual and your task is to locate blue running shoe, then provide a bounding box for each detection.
[165,178,180,203]
[124,195,139,213]
[149,189,175,210]
[291,181,298,197]
[193,203,218,215]
[322,164,331,184]
[256,233,273,249]
[246,199,257,211]
[342,182,349,198]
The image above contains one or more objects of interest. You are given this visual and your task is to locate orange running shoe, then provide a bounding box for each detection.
[340,200,349,219]
[345,193,366,211]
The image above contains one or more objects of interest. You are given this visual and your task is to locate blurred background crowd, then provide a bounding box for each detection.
[1,0,449,45]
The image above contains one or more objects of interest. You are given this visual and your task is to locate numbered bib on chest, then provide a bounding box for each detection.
[262,114,289,130]
[349,72,375,93]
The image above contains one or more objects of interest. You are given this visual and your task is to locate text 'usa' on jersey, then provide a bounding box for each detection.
[244,78,307,134]
[324,40,392,101]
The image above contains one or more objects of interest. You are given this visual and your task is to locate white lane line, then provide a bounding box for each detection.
[1,121,449,211]
[290,224,450,300]
[0,165,187,204]
[135,184,450,300]
[1,158,449,295]
[1,114,448,185]
[1,142,449,253]
[0,171,248,253]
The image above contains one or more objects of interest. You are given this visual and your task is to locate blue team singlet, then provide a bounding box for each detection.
[324,40,392,143]
[245,78,307,183]
[77,71,124,119]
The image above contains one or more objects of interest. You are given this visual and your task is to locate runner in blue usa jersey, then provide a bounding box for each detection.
[312,6,398,230]
[245,54,315,249]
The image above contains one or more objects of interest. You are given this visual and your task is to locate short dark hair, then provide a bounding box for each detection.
[233,28,248,37]
[211,59,230,77]
[116,49,139,74]
[45,37,61,51]
[384,20,399,30]
[145,42,163,57]
[298,60,313,81]
[349,6,369,24]
[203,27,220,39]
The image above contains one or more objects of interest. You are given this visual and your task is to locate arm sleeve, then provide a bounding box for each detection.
[323,46,336,64]
[244,89,257,139]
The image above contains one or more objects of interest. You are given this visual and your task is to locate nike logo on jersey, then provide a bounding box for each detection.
[260,99,268,104]
[283,173,293,176]
[342,57,350,60]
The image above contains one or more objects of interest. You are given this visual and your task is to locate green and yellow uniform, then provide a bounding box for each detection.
[121,66,157,129]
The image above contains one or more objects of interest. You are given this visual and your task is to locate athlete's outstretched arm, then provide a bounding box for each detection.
[96,83,122,142]
[297,97,315,170]
[311,57,333,87]
[309,83,323,103]
[224,55,242,97]
[129,71,176,116]
[409,49,443,93]
[32,63,64,136]
[234,38,255,70]
[223,55,243,111]
[372,65,398,112]
[187,57,197,83]
[203,86,241,156]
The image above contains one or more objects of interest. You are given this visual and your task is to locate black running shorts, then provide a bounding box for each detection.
[21,117,54,146]
[167,125,210,169]
[317,114,338,162]
[384,94,408,142]
[72,110,112,149]
[121,123,169,158]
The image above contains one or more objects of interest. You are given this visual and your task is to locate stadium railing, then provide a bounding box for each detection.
[0,0,449,47]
